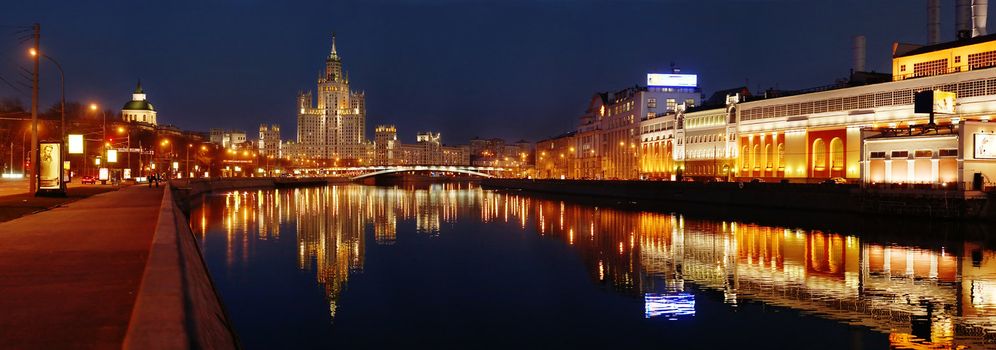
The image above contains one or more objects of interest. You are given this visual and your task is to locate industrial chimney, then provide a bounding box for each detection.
[853,35,866,72]
[928,0,941,44]
[958,0,973,38]
[974,0,989,36]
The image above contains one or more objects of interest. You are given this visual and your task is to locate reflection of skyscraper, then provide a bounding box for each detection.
[190,184,996,348]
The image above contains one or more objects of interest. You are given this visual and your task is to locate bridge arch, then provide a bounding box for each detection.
[349,166,495,181]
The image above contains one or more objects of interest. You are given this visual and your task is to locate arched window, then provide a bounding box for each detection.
[812,138,827,170]
[742,145,750,169]
[765,144,773,169]
[752,144,760,169]
[776,143,785,170]
[830,138,844,171]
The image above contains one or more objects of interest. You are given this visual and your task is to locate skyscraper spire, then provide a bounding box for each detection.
[329,32,339,61]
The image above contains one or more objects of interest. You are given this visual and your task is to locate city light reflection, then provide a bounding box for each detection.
[191,184,996,347]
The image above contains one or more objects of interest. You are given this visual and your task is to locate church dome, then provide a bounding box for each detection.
[122,100,154,111]
[122,80,154,111]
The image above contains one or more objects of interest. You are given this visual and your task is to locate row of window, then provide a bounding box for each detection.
[741,76,996,121]
[868,149,958,159]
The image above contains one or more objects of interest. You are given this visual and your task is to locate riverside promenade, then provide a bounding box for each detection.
[0,185,162,348]
[0,183,238,349]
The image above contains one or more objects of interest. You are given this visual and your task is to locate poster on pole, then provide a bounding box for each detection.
[38,142,62,190]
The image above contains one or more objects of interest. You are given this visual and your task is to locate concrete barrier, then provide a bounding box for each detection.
[482,179,994,219]
[123,185,238,350]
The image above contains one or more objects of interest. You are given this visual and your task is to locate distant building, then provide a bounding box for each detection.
[372,125,468,166]
[893,33,996,81]
[209,128,247,149]
[535,132,577,179]
[297,34,367,161]
[575,77,701,179]
[121,81,157,125]
[258,124,281,157]
[468,137,532,168]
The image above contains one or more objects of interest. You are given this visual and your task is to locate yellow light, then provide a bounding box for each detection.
[29,48,37,57]
[117,127,125,133]
[89,103,97,111]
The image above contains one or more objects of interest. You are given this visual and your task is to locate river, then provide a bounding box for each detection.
[189,183,996,349]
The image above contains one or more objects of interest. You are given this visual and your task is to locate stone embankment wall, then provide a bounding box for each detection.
[124,177,348,349]
[481,179,994,219]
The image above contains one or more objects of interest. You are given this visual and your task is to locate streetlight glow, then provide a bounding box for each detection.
[29,48,37,57]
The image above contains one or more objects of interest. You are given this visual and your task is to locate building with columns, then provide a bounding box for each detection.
[297,34,367,161]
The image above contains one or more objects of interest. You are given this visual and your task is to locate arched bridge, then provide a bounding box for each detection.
[349,166,496,180]
[293,165,507,180]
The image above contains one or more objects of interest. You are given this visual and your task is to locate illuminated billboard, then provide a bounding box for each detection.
[107,149,118,163]
[914,90,956,115]
[38,142,62,190]
[647,73,697,88]
[975,133,996,159]
[68,134,84,154]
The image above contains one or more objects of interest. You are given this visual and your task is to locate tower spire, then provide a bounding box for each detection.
[329,32,339,61]
[135,79,144,93]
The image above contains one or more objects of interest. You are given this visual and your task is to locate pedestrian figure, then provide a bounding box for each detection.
[154,173,160,188]
[148,173,154,188]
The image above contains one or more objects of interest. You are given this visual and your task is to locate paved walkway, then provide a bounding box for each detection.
[0,185,164,349]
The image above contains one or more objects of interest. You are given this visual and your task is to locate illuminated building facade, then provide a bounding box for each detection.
[533,35,996,187]
[209,128,247,149]
[578,82,701,180]
[297,34,367,161]
[372,125,469,166]
[468,137,533,169]
[257,124,281,158]
[535,132,576,179]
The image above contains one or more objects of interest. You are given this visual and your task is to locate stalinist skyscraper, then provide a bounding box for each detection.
[297,34,367,161]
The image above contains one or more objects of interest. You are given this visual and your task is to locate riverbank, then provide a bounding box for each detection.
[481,178,995,220]
[0,186,176,348]
[0,177,341,349]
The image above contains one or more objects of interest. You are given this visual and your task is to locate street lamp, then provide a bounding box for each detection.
[89,103,108,178]
[31,48,66,192]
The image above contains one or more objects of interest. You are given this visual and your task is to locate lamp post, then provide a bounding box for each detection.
[89,104,106,177]
[28,24,39,195]
[185,143,191,178]
[32,49,65,191]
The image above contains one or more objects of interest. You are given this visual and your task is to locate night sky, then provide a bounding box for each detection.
[0,1,978,143]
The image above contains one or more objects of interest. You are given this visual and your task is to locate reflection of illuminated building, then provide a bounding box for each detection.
[191,183,487,321]
[192,184,996,346]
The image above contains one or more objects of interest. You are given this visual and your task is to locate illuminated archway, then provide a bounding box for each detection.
[829,137,844,173]
[776,143,785,171]
[812,138,827,173]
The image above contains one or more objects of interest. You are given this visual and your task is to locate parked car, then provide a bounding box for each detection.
[81,176,96,184]
[822,177,847,185]
[750,178,764,183]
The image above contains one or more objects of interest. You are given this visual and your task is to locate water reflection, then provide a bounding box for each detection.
[191,184,996,349]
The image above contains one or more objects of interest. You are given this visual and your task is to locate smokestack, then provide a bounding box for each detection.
[958,0,973,38]
[974,0,989,36]
[928,0,941,44]
[853,35,866,72]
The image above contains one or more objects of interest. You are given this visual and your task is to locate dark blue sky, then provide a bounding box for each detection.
[0,0,976,143]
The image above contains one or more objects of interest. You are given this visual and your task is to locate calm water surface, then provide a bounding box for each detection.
[190,184,996,349]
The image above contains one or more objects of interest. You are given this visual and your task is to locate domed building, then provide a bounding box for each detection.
[121,80,157,125]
